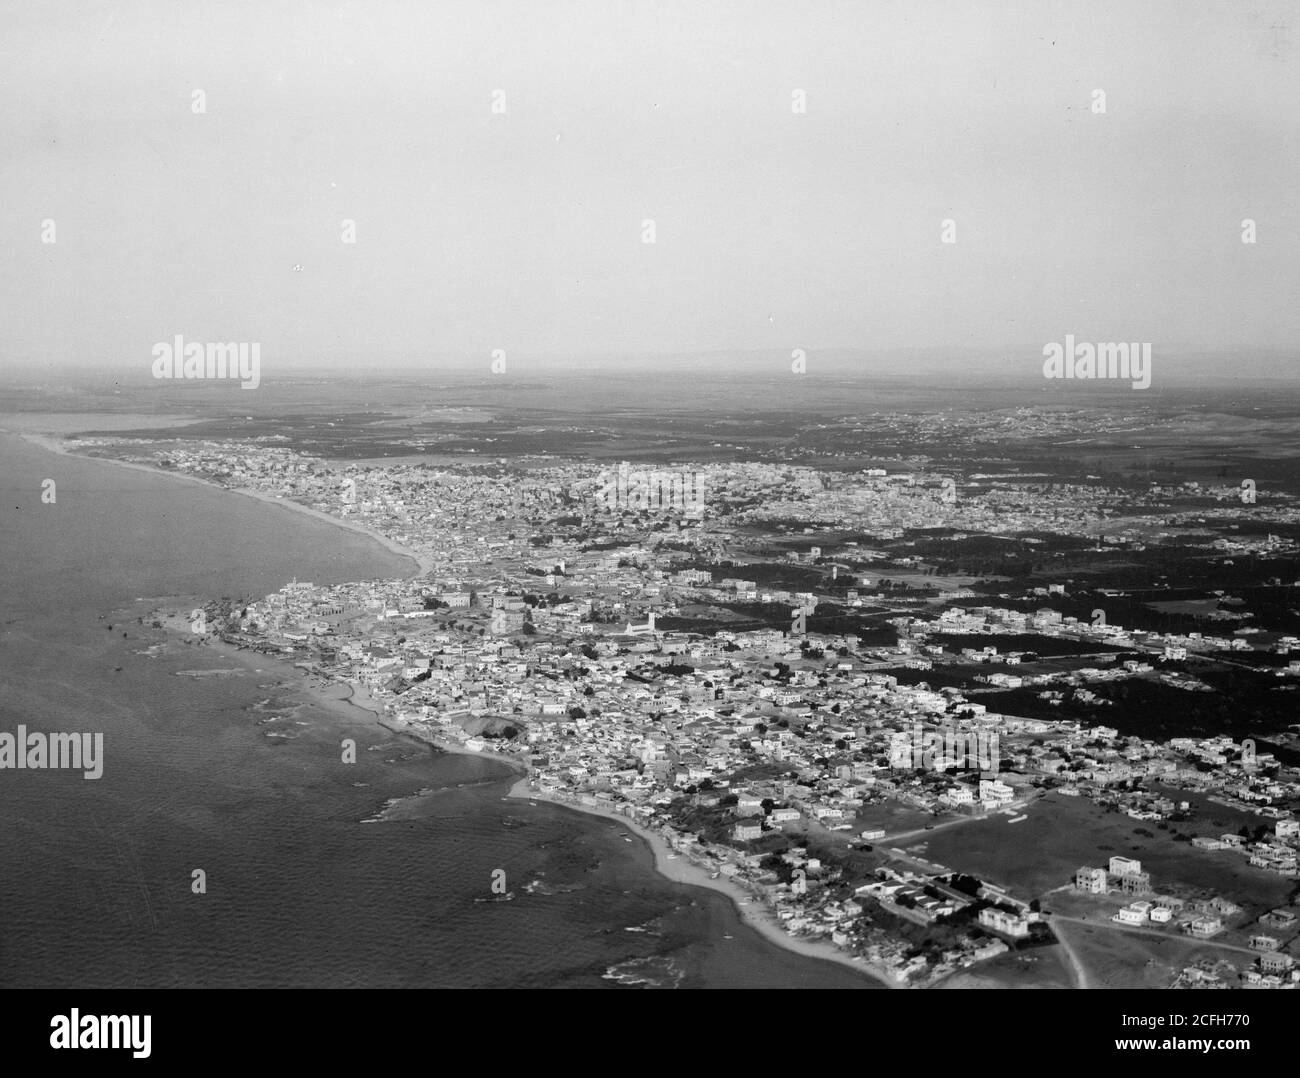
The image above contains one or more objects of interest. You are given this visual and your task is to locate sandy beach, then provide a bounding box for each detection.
[148,601,901,986]
[419,734,531,776]
[504,779,902,988]
[303,675,385,723]
[12,430,433,580]
[44,424,899,987]
[339,709,899,986]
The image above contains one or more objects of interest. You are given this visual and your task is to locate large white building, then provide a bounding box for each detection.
[978,906,1032,938]
[1109,855,1142,877]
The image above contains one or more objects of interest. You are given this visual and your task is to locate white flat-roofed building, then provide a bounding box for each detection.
[1109,855,1142,877]
[1185,917,1224,938]
[978,906,1032,938]
[979,778,1014,805]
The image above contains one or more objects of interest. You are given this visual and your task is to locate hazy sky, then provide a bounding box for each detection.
[2,0,1298,374]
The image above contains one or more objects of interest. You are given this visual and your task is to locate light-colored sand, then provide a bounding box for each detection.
[506,780,901,988]
[143,604,902,985]
[149,611,900,985]
[425,736,529,776]
[58,423,899,986]
[299,676,385,723]
[14,431,432,580]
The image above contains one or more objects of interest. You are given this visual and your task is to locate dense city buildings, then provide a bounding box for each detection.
[77,433,1300,987]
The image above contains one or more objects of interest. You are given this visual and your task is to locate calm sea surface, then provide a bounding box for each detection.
[0,433,880,988]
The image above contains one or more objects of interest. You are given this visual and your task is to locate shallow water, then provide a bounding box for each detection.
[0,433,879,988]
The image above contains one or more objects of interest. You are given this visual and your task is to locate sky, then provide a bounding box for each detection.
[1,0,1297,377]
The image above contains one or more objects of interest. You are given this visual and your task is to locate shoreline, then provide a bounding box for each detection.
[345,709,899,986]
[378,718,532,778]
[504,780,902,988]
[146,607,396,734]
[151,610,901,987]
[10,430,431,581]
[49,426,898,987]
